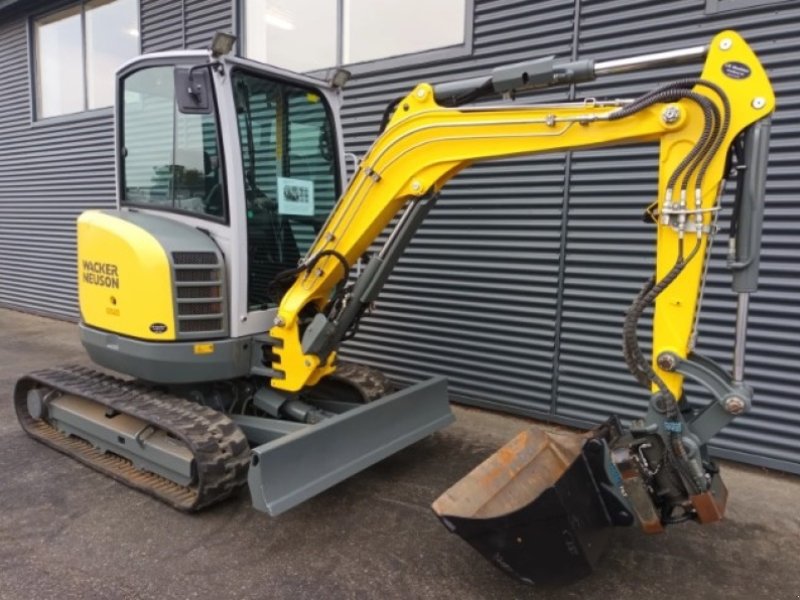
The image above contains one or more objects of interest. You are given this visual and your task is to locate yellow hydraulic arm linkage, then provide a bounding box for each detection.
[270,30,773,397]
[267,31,774,584]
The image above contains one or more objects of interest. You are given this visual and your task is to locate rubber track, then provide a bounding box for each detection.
[14,366,250,511]
[325,361,394,402]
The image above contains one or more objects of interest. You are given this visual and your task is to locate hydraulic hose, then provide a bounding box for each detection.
[267,249,351,304]
[610,87,718,195]
[615,79,729,412]
[622,240,702,412]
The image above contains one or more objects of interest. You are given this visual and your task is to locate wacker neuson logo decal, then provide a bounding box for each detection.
[82,261,120,289]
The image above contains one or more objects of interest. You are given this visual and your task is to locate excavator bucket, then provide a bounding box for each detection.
[432,426,632,586]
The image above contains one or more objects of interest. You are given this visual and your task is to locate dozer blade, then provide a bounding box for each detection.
[247,376,454,516]
[432,427,632,586]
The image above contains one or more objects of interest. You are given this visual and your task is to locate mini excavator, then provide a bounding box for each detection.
[15,30,773,584]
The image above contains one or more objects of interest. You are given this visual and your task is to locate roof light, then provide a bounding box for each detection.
[210,32,236,58]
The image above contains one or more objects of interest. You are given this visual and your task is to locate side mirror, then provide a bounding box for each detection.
[174,66,213,114]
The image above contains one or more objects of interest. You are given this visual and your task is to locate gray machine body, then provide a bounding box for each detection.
[80,323,256,383]
[248,376,454,516]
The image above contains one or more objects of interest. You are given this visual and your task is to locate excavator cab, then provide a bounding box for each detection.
[18,43,455,515]
[120,55,341,318]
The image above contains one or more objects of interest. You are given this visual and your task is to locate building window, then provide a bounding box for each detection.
[244,0,337,72]
[34,0,139,119]
[243,0,469,72]
[706,0,789,12]
[342,0,466,64]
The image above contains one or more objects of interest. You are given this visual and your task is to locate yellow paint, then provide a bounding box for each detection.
[275,93,285,165]
[652,30,775,397]
[270,315,336,390]
[78,210,176,340]
[270,30,774,394]
[193,343,215,355]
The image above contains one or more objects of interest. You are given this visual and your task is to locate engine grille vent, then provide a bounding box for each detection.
[178,302,222,315]
[179,318,225,333]
[172,251,226,338]
[176,285,220,299]
[172,252,218,265]
[175,269,220,282]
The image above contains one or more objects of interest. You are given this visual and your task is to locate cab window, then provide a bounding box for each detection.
[121,66,226,220]
[232,69,340,309]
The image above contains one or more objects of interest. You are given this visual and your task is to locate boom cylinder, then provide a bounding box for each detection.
[729,117,772,383]
[594,45,708,76]
[433,44,709,106]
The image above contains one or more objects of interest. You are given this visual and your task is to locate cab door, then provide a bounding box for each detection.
[215,59,346,338]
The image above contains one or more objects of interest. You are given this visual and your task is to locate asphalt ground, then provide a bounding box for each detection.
[1,307,799,599]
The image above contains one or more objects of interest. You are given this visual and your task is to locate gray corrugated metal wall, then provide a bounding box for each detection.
[141,0,232,52]
[0,0,231,318]
[555,0,800,473]
[140,0,185,51]
[340,0,576,415]
[0,0,798,474]
[337,0,800,475]
[0,9,115,318]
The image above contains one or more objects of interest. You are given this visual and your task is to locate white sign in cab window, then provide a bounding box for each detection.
[277,177,315,217]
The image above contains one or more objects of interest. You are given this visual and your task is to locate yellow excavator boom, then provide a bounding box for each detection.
[270,30,774,400]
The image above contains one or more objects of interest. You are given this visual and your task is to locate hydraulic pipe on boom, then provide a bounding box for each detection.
[594,45,709,76]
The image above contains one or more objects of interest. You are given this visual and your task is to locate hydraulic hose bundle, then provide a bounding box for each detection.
[617,80,730,497]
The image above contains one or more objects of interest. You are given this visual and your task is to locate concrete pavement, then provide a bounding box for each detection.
[1,308,799,599]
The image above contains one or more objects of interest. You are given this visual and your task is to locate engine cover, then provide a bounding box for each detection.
[77,209,226,341]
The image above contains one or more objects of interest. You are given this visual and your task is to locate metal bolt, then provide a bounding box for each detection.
[723,396,747,415]
[415,87,427,100]
[545,114,556,127]
[719,38,732,51]
[657,353,677,371]
[273,316,285,327]
[752,97,766,109]
[411,180,422,193]
[304,359,312,367]
[650,394,668,414]
[661,105,681,125]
